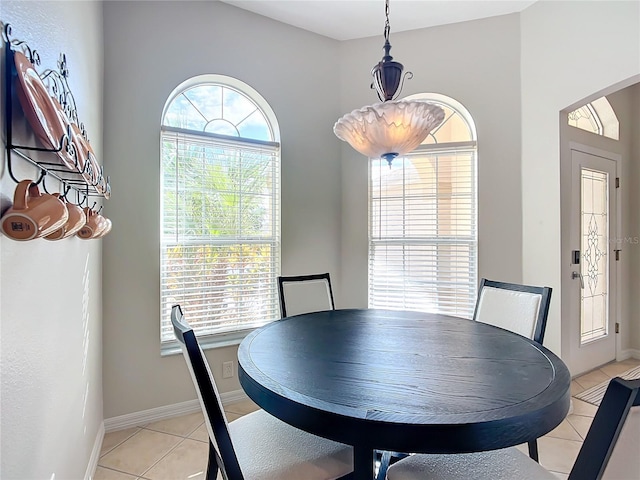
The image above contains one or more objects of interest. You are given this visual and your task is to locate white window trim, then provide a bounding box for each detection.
[160,76,281,353]
[368,95,478,318]
[161,327,255,356]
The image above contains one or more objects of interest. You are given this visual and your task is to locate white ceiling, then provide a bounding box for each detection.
[219,0,538,41]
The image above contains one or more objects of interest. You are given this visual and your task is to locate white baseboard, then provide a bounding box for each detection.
[85,421,105,480]
[221,388,249,405]
[617,349,640,361]
[104,389,248,432]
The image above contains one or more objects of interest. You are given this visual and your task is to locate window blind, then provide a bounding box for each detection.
[160,129,280,343]
[369,147,477,318]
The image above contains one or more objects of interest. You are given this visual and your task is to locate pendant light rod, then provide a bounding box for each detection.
[333,0,445,166]
[379,0,393,69]
[371,0,410,102]
[384,0,391,43]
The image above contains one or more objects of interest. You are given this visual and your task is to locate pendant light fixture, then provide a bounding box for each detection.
[334,0,445,166]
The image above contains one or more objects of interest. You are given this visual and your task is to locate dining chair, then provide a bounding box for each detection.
[170,305,354,480]
[277,272,335,318]
[473,278,552,462]
[277,273,398,478]
[386,376,640,480]
[473,278,552,345]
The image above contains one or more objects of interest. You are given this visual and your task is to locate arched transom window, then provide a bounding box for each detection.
[369,93,478,317]
[568,96,619,140]
[160,76,281,350]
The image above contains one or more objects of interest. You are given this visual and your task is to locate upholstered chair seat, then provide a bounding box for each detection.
[385,448,556,480]
[171,304,353,480]
[387,377,640,480]
[227,409,352,480]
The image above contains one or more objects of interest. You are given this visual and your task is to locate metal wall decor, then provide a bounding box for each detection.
[2,23,111,203]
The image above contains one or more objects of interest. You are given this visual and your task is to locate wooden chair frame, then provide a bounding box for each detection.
[171,305,245,480]
[569,377,640,479]
[473,278,552,462]
[277,272,335,318]
[172,304,355,480]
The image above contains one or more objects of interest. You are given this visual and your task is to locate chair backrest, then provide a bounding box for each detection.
[472,278,552,344]
[171,305,244,480]
[277,272,335,318]
[570,377,640,480]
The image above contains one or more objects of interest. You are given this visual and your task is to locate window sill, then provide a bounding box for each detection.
[161,328,255,357]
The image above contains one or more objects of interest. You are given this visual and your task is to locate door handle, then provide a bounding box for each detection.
[572,271,584,289]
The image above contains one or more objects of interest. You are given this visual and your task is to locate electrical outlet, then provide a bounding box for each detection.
[223,361,234,379]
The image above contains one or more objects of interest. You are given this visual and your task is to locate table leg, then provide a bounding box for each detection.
[353,444,375,480]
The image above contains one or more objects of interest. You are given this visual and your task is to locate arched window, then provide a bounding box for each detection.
[568,96,619,140]
[369,93,478,317]
[160,75,280,349]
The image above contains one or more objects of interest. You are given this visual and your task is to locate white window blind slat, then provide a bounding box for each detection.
[160,128,280,343]
[369,144,478,318]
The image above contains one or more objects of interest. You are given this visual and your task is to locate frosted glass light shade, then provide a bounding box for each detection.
[334,100,445,161]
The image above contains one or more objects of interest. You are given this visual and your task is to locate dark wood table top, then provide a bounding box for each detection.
[238,309,571,479]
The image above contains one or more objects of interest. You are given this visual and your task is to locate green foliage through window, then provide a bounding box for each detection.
[160,79,280,344]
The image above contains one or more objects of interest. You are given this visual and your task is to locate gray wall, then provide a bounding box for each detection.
[0,1,104,478]
[629,85,640,349]
[599,85,640,355]
[340,14,524,307]
[101,1,342,418]
[521,0,640,355]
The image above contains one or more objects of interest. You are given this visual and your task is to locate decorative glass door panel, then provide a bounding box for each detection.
[565,146,616,375]
[580,168,609,345]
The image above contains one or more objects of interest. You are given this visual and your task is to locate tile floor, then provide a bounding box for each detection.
[95,358,640,480]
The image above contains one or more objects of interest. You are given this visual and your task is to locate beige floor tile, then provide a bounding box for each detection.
[99,429,182,476]
[574,369,610,390]
[143,439,209,480]
[545,419,582,441]
[571,398,598,417]
[537,436,582,474]
[550,471,569,480]
[188,423,209,443]
[566,414,592,440]
[599,361,639,378]
[187,411,246,442]
[144,412,204,437]
[94,466,138,480]
[514,443,528,455]
[223,399,259,415]
[617,357,640,367]
[101,428,141,457]
[226,412,243,422]
[570,381,585,396]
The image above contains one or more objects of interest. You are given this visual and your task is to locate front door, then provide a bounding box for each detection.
[567,147,618,375]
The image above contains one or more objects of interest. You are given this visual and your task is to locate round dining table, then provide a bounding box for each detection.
[237,309,571,480]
